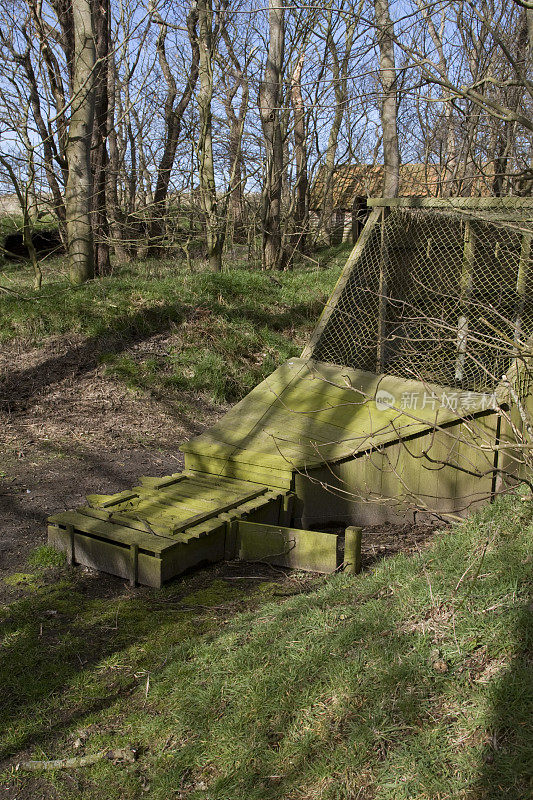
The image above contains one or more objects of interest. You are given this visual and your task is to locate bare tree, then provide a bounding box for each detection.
[259,0,285,269]
[196,0,227,270]
[65,0,96,284]
[148,1,199,255]
[374,0,400,197]
[288,52,308,256]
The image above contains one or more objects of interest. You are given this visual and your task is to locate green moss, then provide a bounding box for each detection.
[3,573,38,587]
[28,545,67,569]
[181,578,246,607]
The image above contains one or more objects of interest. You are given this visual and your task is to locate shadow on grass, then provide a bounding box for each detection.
[0,293,323,413]
[0,567,205,765]
[474,598,533,800]
[0,498,531,800]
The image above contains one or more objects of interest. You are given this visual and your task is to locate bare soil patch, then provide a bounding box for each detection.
[0,334,225,600]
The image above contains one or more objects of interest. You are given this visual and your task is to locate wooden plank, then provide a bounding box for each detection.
[181,440,324,471]
[129,544,139,587]
[455,220,475,383]
[48,525,163,588]
[515,232,531,343]
[164,488,268,533]
[82,484,268,537]
[237,521,338,573]
[137,490,222,510]
[302,208,382,360]
[87,490,140,508]
[138,473,190,490]
[180,359,309,450]
[367,197,533,209]
[183,471,263,491]
[184,407,356,446]
[160,527,226,583]
[344,526,362,574]
[149,483,268,510]
[48,511,175,553]
[184,452,293,489]
[74,505,178,537]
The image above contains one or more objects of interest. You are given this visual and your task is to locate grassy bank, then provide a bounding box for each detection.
[1,494,531,799]
[0,250,346,403]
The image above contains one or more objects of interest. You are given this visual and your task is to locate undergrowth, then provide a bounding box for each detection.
[0,251,346,402]
[1,494,531,799]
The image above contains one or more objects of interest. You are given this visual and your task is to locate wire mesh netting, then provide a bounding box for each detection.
[311,206,533,393]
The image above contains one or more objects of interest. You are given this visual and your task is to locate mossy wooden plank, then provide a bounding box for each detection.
[122,497,216,519]
[183,471,262,491]
[138,474,189,490]
[184,410,351,448]
[155,484,267,508]
[85,490,139,509]
[76,505,178,536]
[184,360,494,471]
[237,521,338,573]
[138,491,220,510]
[48,511,174,553]
[140,471,260,494]
[134,485,268,517]
[48,525,163,587]
[160,527,226,583]
[181,440,324,471]
[184,452,293,489]
[164,489,269,534]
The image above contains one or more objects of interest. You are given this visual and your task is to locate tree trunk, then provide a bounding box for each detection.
[65,0,95,285]
[90,0,111,275]
[313,14,355,246]
[220,25,249,237]
[106,52,128,263]
[290,53,308,257]
[197,0,224,271]
[149,5,199,256]
[374,0,400,198]
[259,0,285,269]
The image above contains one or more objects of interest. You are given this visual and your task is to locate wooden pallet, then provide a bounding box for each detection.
[48,471,287,587]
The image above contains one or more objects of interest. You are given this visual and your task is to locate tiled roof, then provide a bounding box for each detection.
[310,164,492,209]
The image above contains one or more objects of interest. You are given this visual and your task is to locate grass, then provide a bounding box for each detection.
[1,494,531,799]
[0,249,347,403]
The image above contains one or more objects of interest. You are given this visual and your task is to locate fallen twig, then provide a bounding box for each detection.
[16,747,137,771]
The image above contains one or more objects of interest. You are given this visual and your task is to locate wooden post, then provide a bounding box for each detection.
[129,543,138,587]
[516,232,531,345]
[344,526,362,574]
[66,524,76,566]
[279,492,294,526]
[455,220,475,385]
[376,208,389,373]
[224,518,239,560]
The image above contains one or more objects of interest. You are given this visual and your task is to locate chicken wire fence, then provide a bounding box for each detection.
[311,204,533,393]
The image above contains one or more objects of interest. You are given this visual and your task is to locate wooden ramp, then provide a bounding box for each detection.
[48,472,288,588]
[181,357,495,489]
